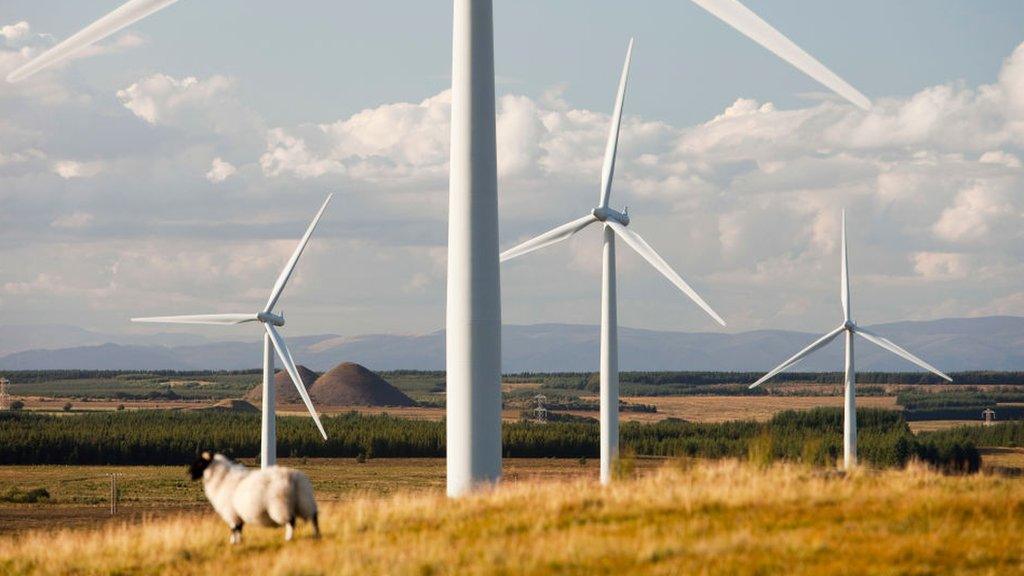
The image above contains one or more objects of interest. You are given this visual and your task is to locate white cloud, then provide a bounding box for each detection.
[933,182,1016,243]
[117,74,232,125]
[260,91,451,182]
[913,252,970,279]
[3,27,1024,334]
[0,148,44,166]
[116,74,261,139]
[979,150,1022,168]
[0,21,31,45]
[51,159,104,179]
[260,128,344,179]
[205,157,237,183]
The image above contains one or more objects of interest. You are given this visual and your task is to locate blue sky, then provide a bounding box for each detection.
[5,1,1023,125]
[0,0,1021,340]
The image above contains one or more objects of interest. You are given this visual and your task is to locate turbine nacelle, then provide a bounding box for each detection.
[592,206,630,226]
[257,311,285,326]
[844,319,856,331]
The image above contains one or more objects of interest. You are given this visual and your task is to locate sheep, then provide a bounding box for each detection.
[188,452,320,544]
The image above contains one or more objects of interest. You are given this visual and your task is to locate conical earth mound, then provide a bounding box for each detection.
[310,362,414,407]
[245,365,319,406]
[199,399,260,413]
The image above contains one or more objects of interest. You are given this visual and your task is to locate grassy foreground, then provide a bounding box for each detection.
[1,460,1023,575]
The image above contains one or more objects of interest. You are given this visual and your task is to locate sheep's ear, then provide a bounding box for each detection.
[202,451,212,461]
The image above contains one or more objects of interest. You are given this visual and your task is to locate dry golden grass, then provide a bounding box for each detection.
[907,420,986,433]
[2,460,1022,575]
[597,395,899,423]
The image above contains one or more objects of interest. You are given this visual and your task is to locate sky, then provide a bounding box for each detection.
[0,0,1022,341]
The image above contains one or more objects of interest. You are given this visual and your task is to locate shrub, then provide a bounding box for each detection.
[0,487,50,503]
[62,402,73,412]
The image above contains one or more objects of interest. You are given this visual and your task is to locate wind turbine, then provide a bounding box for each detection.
[749,211,952,469]
[7,0,870,495]
[132,194,334,469]
[502,40,726,485]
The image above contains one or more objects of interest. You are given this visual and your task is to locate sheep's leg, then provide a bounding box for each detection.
[285,519,295,542]
[230,523,244,545]
[311,513,320,539]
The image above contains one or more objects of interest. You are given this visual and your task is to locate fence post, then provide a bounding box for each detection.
[110,474,117,516]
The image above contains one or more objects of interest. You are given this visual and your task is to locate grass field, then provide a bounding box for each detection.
[1,460,1023,575]
[0,458,664,535]
[20,394,903,423]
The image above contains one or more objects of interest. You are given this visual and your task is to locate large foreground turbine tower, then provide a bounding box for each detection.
[749,212,952,468]
[446,0,503,496]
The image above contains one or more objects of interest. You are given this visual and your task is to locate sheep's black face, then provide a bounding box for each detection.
[189,451,213,480]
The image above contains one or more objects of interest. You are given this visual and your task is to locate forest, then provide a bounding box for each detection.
[0,408,978,472]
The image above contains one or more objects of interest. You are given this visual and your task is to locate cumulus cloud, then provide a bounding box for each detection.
[2,21,1024,334]
[933,182,1017,243]
[51,159,104,179]
[979,150,1021,168]
[205,157,236,183]
[118,74,234,125]
[913,252,970,279]
[0,21,31,45]
[260,91,450,182]
[115,74,263,143]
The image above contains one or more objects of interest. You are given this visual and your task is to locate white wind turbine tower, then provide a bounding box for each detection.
[132,194,334,469]
[502,40,726,485]
[749,211,952,469]
[8,0,870,495]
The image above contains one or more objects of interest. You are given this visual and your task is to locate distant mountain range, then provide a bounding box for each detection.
[0,316,1021,372]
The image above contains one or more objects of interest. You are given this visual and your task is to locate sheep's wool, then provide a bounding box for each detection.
[202,455,318,535]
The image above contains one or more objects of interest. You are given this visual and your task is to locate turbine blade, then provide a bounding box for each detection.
[598,38,634,209]
[6,0,181,83]
[749,324,846,388]
[264,324,328,440]
[130,313,258,325]
[500,214,598,262]
[854,327,953,382]
[606,220,726,326]
[841,210,850,322]
[264,194,333,314]
[688,0,871,110]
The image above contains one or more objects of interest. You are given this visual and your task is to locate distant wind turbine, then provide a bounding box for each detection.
[501,39,726,485]
[749,211,952,469]
[133,194,334,468]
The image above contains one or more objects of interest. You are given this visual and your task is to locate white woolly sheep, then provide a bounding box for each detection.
[189,452,320,544]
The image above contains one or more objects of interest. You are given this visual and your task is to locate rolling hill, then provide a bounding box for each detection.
[0,316,1020,372]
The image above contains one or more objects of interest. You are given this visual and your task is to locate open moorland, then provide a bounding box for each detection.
[3,460,1024,575]
[2,369,1023,546]
[7,370,1024,426]
[0,458,666,534]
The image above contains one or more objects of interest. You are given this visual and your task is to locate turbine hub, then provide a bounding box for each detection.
[257,311,285,326]
[844,320,856,330]
[592,206,629,226]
